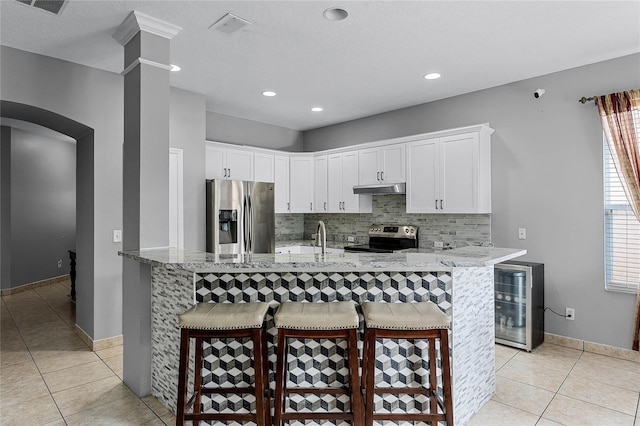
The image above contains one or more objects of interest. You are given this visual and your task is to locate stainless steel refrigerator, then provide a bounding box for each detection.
[206,179,275,254]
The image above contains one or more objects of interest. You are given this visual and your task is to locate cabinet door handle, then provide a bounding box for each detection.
[228,168,231,178]
[310,202,313,211]
[287,202,290,211]
[223,168,227,177]
[324,201,327,211]
[435,199,438,210]
[381,171,384,181]
[377,171,380,181]
[440,199,443,210]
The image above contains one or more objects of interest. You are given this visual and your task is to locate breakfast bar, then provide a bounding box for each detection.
[120,246,525,425]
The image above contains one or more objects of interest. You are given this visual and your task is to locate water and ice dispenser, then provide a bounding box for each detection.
[218,210,238,245]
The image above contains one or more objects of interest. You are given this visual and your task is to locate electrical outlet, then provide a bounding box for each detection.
[565,307,575,320]
[57,259,62,268]
[434,241,444,248]
[113,229,122,243]
[518,228,527,240]
[347,236,355,242]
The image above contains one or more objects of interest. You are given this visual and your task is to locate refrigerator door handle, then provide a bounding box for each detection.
[243,194,249,253]
[247,195,253,253]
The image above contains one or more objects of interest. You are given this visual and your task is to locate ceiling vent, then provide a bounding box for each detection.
[15,0,67,14]
[209,13,251,35]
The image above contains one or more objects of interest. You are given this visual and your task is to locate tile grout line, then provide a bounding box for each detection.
[535,349,583,426]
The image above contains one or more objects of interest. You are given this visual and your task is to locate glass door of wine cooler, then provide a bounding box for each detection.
[494,261,544,351]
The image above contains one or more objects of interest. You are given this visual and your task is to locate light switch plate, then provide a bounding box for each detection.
[113,229,122,243]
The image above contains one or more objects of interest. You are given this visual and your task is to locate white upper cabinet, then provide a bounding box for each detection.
[289,155,315,213]
[205,142,253,181]
[274,155,290,213]
[406,139,440,213]
[254,152,275,183]
[313,155,328,213]
[358,144,405,185]
[328,151,372,213]
[406,127,492,214]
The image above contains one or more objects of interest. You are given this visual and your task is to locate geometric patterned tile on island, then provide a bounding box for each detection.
[188,270,453,423]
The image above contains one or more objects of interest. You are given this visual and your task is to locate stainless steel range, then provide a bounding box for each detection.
[344,224,418,253]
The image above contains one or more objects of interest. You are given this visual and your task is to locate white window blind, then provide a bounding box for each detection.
[603,131,640,293]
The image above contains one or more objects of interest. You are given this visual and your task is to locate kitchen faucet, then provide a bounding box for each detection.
[315,220,326,254]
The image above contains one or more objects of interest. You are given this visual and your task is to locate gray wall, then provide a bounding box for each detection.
[206,111,303,151]
[8,128,76,287]
[1,47,210,341]
[170,88,206,251]
[1,46,123,340]
[304,53,640,350]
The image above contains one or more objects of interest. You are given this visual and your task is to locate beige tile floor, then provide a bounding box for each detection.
[1,280,175,425]
[1,280,639,425]
[469,339,640,426]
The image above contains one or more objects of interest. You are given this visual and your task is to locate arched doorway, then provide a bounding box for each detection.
[1,100,94,336]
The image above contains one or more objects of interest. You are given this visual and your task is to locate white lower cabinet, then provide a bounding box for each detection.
[328,151,372,213]
[406,129,492,213]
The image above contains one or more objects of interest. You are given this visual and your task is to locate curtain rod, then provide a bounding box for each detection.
[579,96,597,104]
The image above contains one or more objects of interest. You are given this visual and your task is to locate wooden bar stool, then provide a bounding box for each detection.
[176,302,271,426]
[361,301,453,425]
[273,301,363,426]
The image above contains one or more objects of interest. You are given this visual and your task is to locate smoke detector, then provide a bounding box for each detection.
[209,13,252,35]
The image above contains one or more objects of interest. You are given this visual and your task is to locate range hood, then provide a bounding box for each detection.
[353,182,406,195]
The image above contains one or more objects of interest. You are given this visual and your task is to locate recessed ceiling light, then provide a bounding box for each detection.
[424,73,441,80]
[323,8,348,21]
[262,91,277,97]
[170,64,181,72]
[311,107,324,112]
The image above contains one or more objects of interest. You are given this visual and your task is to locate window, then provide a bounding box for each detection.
[604,135,640,293]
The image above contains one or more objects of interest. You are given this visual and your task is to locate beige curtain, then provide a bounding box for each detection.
[596,89,640,351]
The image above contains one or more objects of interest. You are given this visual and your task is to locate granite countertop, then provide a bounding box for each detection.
[119,246,526,272]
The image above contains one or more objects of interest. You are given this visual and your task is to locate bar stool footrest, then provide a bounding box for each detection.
[372,413,448,421]
[282,412,355,421]
[199,386,257,395]
[184,413,257,422]
[372,387,432,395]
[284,387,350,395]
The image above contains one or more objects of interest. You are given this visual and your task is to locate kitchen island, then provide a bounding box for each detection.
[120,246,525,425]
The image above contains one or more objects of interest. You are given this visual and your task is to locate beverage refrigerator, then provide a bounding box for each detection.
[206,179,275,255]
[494,260,544,351]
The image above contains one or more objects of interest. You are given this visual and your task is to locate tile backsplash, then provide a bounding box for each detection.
[276,195,491,249]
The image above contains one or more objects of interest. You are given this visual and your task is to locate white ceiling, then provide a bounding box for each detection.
[2,1,639,131]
